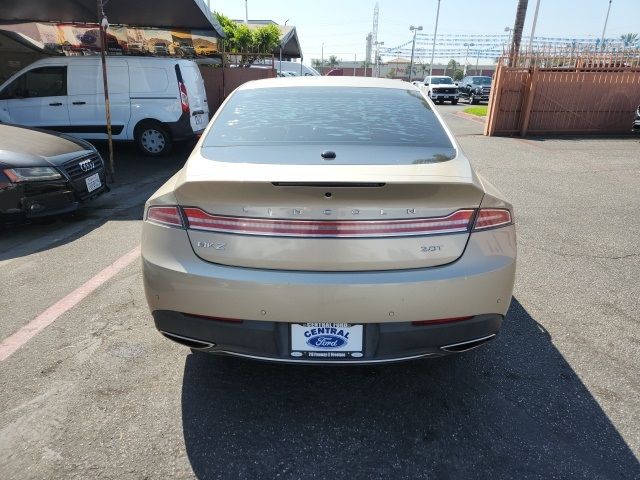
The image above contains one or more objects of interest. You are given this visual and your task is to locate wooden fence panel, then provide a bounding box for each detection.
[198,67,276,115]
[486,50,640,136]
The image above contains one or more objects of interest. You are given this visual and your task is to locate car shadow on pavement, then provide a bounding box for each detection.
[180,298,639,479]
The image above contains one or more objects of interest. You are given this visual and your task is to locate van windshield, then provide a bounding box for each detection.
[204,86,453,149]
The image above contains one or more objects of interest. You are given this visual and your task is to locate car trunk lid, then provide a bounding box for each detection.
[174,145,484,271]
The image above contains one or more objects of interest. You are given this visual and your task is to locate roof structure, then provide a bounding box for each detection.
[0,0,225,37]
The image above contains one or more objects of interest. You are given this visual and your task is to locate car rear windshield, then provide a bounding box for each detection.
[203,87,453,149]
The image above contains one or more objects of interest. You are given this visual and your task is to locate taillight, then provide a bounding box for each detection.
[182,208,475,238]
[473,208,512,231]
[179,82,189,114]
[146,206,184,228]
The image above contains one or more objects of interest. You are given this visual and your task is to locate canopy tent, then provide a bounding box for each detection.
[0,0,225,179]
[0,0,225,36]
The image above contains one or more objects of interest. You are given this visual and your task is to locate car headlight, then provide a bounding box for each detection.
[3,167,63,183]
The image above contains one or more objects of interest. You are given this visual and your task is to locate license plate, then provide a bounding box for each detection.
[85,173,101,192]
[290,323,364,359]
[194,114,206,125]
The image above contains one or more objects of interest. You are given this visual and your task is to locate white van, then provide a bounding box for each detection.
[0,57,209,156]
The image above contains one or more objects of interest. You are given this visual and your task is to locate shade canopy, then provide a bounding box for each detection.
[0,0,225,36]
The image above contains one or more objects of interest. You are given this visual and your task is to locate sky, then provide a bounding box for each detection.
[210,0,639,64]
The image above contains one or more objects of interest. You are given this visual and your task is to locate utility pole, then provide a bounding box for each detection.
[354,54,357,76]
[463,42,474,75]
[96,0,114,181]
[321,42,324,75]
[409,25,423,82]
[528,0,541,52]
[374,41,384,77]
[244,0,248,23]
[429,0,441,76]
[505,26,513,54]
[600,0,612,51]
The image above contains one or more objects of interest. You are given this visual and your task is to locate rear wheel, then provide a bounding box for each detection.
[451,99,458,105]
[135,121,172,156]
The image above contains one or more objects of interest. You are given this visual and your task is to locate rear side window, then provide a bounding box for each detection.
[2,67,66,99]
[204,87,453,149]
[130,67,169,94]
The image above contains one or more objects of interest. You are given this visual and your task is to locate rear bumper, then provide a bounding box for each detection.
[166,111,207,141]
[142,223,516,362]
[153,311,503,364]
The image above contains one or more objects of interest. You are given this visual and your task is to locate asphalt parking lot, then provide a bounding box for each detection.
[1,108,638,479]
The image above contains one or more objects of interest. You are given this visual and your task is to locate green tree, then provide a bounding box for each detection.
[445,59,458,75]
[620,33,639,48]
[386,68,396,78]
[417,63,429,80]
[253,24,281,54]
[214,12,281,66]
[327,55,339,68]
[311,59,325,70]
[453,69,464,81]
[234,24,253,52]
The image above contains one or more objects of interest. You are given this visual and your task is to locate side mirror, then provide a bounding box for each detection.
[424,83,429,86]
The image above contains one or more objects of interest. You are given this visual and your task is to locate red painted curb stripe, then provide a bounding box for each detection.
[0,245,141,362]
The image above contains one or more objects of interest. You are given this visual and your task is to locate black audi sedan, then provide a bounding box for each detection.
[0,124,108,221]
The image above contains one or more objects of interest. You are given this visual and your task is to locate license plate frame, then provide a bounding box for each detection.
[290,323,364,360]
[85,173,101,193]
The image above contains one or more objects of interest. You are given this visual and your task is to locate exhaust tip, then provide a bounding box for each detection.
[160,331,215,350]
[440,334,496,353]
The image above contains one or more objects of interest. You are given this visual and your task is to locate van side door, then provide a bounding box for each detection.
[0,66,70,129]
[67,60,131,139]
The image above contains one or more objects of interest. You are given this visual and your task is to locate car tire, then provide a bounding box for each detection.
[452,99,458,105]
[469,93,476,105]
[135,121,172,156]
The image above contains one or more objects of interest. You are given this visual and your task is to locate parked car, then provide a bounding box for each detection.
[0,123,107,221]
[142,77,517,364]
[127,42,146,55]
[275,60,320,76]
[423,75,459,104]
[633,105,640,133]
[0,57,209,156]
[458,76,492,104]
[174,42,196,57]
[153,43,170,56]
